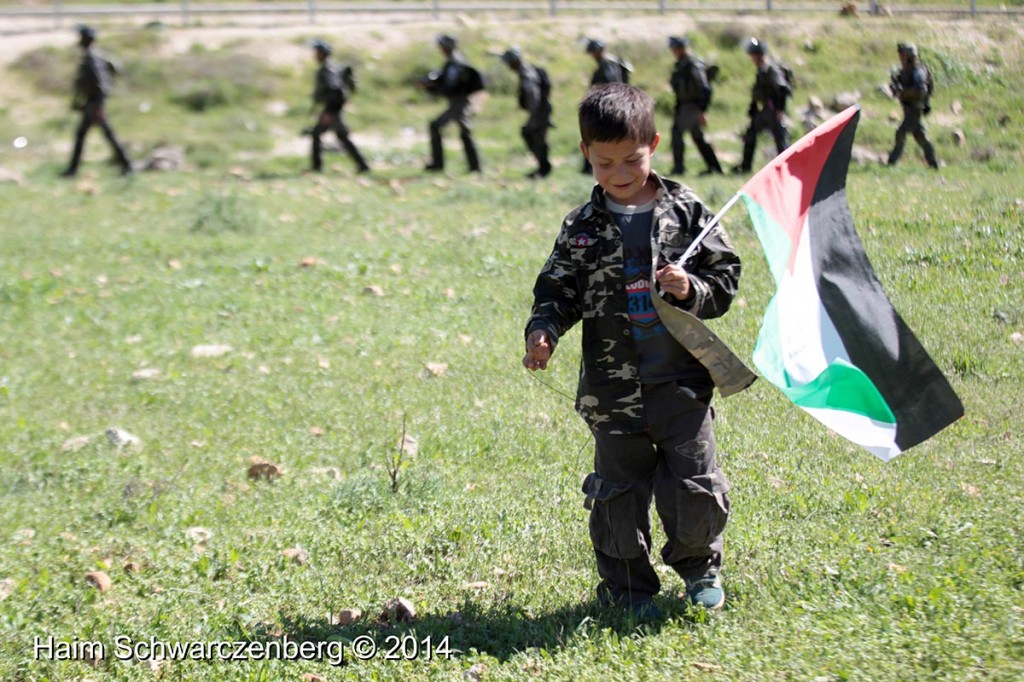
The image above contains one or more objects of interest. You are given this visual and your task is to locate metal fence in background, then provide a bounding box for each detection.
[1,0,1021,30]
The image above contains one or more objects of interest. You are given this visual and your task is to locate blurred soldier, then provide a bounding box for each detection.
[418,34,483,173]
[61,25,132,177]
[307,39,370,174]
[500,47,553,178]
[586,38,631,87]
[581,39,632,173]
[667,35,723,176]
[735,38,791,174]
[887,42,938,169]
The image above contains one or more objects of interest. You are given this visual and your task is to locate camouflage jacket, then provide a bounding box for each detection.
[525,174,741,434]
[750,60,789,113]
[591,55,630,86]
[516,63,549,114]
[73,50,115,105]
[313,59,354,109]
[425,52,476,98]
[670,55,712,111]
[893,62,930,109]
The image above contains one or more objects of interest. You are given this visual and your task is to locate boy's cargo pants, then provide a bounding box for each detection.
[582,380,730,607]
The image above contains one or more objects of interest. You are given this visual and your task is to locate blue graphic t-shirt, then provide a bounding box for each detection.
[607,196,700,384]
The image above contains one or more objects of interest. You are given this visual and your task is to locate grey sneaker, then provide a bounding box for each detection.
[684,574,725,610]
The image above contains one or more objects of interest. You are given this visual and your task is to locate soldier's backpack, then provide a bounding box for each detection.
[921,63,934,97]
[919,62,934,113]
[777,61,795,93]
[536,66,552,99]
[461,64,486,96]
[693,58,719,105]
[618,57,633,84]
[341,64,357,96]
[93,52,118,98]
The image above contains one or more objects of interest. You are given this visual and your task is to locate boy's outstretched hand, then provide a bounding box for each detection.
[656,262,692,301]
[523,330,552,371]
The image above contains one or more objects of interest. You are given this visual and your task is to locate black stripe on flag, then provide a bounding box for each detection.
[807,111,964,451]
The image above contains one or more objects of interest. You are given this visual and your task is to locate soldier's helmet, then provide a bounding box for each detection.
[307,38,332,55]
[897,42,918,58]
[500,47,522,65]
[436,34,457,50]
[745,38,767,55]
[667,36,690,49]
[585,39,606,53]
[77,24,97,44]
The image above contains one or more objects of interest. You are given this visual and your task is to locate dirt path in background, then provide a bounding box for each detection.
[0,10,795,66]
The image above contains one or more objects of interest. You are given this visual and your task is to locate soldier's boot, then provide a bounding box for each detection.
[461,131,481,173]
[536,146,552,177]
[530,134,552,177]
[772,126,791,155]
[736,135,756,174]
[110,137,132,174]
[426,123,444,171]
[919,136,939,170]
[342,138,370,173]
[310,134,324,172]
[697,140,724,175]
[523,128,550,177]
[670,127,685,175]
[63,128,89,177]
[97,120,132,174]
[888,129,907,166]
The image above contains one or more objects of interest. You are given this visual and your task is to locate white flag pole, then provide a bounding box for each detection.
[676,191,743,266]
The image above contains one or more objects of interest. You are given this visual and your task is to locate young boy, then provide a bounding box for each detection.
[523,83,740,618]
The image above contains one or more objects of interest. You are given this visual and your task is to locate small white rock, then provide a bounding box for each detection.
[190,344,233,358]
[60,434,94,453]
[106,428,141,449]
[186,527,213,544]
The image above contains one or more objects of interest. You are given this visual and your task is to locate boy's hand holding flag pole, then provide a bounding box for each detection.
[675,105,963,460]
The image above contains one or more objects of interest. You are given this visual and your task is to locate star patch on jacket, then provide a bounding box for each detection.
[569,232,597,248]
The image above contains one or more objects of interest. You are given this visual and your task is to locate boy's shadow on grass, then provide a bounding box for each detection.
[260,597,703,663]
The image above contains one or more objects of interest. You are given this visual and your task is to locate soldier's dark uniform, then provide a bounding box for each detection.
[737,38,790,174]
[423,34,481,173]
[888,43,938,169]
[525,174,739,609]
[582,39,631,173]
[501,48,553,178]
[667,36,723,176]
[62,25,131,177]
[308,40,369,174]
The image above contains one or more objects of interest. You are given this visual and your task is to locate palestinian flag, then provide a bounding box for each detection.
[740,105,963,460]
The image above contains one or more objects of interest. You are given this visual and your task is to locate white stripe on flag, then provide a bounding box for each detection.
[802,407,901,461]
[777,215,848,383]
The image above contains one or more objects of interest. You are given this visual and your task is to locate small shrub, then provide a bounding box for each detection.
[189,185,261,234]
[166,50,278,111]
[10,47,73,95]
[701,22,749,51]
[952,348,986,377]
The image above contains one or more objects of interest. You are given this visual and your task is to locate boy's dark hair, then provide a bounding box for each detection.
[578,83,657,147]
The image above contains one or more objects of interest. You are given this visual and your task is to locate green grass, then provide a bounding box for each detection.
[1,13,1023,682]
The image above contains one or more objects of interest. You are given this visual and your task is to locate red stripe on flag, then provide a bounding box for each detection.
[741,106,860,274]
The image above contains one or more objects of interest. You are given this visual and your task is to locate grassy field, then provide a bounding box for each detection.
[1,12,1023,682]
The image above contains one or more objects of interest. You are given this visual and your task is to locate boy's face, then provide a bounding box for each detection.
[581,135,660,204]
